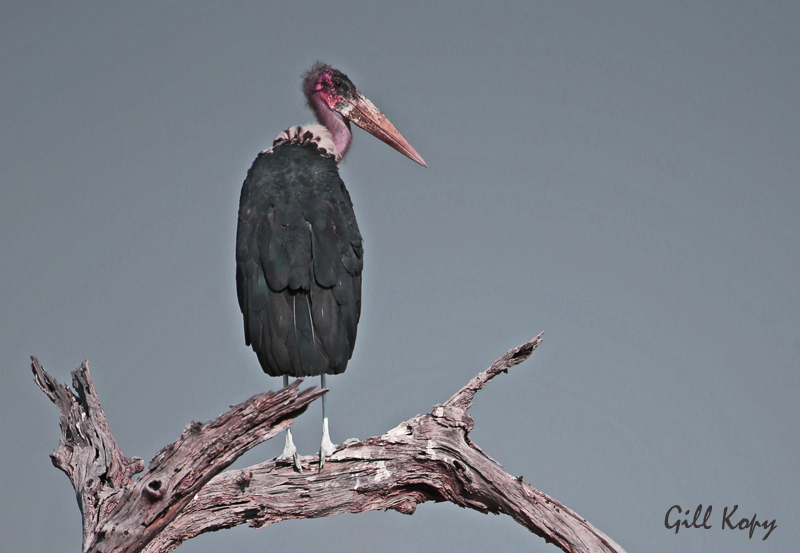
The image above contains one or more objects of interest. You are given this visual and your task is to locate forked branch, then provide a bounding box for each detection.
[32,332,626,553]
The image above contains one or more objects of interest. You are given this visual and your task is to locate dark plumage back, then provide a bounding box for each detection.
[236,141,363,376]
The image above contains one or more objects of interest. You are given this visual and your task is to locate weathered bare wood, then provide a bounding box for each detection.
[32,359,145,550]
[31,358,323,553]
[34,333,627,553]
[446,334,543,410]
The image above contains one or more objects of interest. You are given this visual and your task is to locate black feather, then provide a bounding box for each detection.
[236,141,363,377]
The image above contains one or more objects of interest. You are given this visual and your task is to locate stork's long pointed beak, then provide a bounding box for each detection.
[337,92,427,167]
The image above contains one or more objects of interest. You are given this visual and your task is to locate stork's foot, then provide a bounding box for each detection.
[277,429,302,472]
[318,435,336,471]
[318,418,337,471]
[317,438,359,470]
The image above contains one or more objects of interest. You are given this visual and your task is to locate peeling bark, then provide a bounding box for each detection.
[32,333,626,553]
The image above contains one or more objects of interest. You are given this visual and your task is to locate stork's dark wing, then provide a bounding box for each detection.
[236,143,363,377]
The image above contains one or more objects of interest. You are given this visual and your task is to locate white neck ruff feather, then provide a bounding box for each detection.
[263,124,341,161]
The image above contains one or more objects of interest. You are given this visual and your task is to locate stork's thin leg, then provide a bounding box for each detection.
[319,373,336,470]
[278,374,302,472]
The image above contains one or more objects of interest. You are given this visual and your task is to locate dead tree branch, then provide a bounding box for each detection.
[33,332,626,553]
[31,359,323,553]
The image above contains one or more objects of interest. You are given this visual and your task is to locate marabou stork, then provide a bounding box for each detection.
[236,63,425,470]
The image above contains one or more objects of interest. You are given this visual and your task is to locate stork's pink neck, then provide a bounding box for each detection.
[307,92,352,161]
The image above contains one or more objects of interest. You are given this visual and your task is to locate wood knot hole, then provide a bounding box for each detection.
[145,479,164,500]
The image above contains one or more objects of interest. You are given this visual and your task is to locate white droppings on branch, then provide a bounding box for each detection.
[374,461,390,482]
[426,440,439,460]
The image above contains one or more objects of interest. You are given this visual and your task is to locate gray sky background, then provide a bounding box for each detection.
[2,2,798,552]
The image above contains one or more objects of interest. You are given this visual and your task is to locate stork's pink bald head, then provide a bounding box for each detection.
[304,64,358,114]
[302,62,426,167]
